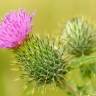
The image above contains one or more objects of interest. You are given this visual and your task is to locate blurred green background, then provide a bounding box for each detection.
[0,0,96,96]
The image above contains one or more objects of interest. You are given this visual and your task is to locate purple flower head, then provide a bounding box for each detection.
[0,9,33,48]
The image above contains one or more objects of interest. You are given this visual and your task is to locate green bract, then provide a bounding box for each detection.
[14,35,68,86]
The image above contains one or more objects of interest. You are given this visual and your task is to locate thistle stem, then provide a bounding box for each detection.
[65,83,80,96]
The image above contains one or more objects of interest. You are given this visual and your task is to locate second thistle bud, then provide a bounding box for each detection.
[61,17,96,57]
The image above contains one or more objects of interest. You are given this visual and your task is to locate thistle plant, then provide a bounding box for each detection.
[0,9,74,96]
[61,17,96,77]
[1,9,96,96]
[61,17,96,96]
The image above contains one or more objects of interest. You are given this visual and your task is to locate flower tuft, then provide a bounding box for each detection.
[0,9,33,48]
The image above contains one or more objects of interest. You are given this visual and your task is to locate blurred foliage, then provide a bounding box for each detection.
[1,0,96,96]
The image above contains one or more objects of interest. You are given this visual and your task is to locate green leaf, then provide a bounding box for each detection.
[69,55,96,78]
[70,55,96,69]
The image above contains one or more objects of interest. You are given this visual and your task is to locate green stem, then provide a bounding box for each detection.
[65,83,80,96]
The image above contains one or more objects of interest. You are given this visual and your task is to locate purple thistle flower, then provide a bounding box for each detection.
[0,9,33,48]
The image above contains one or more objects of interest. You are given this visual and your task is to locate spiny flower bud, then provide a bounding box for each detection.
[14,35,68,86]
[61,17,96,57]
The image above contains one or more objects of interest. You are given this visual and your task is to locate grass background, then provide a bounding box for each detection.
[0,0,96,96]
